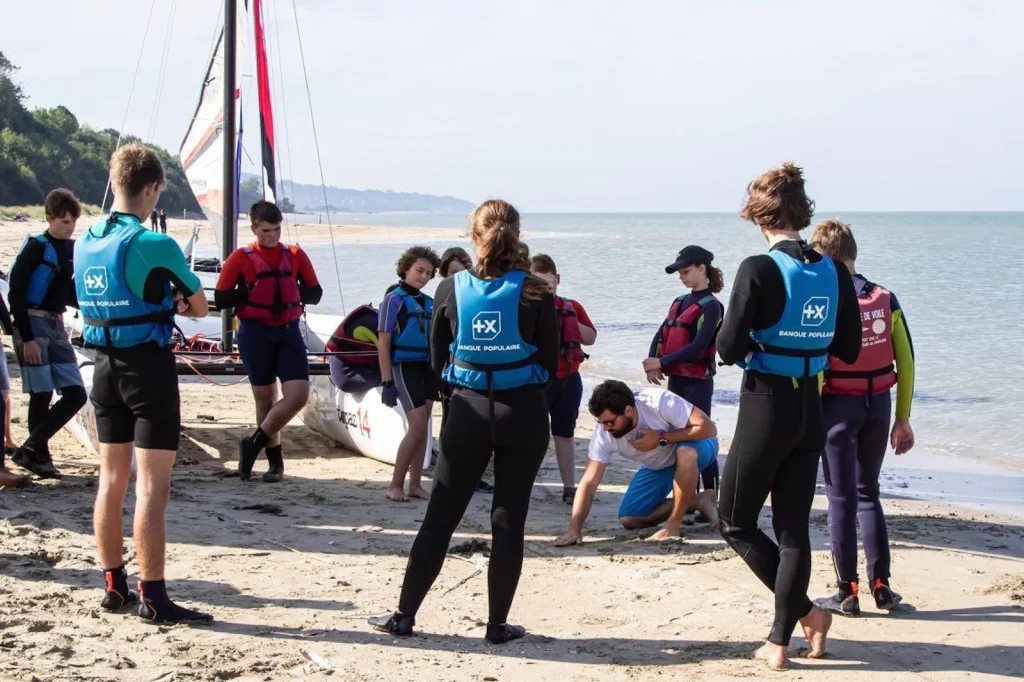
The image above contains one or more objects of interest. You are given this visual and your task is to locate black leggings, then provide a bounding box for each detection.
[718,371,825,646]
[27,386,88,454]
[398,386,550,625]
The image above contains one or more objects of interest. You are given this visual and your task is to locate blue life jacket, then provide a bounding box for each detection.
[20,233,60,309]
[74,214,176,349]
[443,269,549,391]
[741,249,839,378]
[390,284,432,364]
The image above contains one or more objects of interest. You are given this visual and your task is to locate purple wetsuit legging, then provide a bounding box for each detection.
[821,391,893,583]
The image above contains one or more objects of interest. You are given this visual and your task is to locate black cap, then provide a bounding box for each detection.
[665,245,713,274]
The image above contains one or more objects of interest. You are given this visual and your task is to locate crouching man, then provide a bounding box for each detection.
[553,379,719,546]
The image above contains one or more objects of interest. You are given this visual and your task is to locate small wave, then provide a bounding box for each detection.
[913,393,994,405]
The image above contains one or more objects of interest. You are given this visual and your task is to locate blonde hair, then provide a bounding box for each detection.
[810,218,858,263]
[740,161,815,232]
[110,143,164,199]
[471,199,548,300]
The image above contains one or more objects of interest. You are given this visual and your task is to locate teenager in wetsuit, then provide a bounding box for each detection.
[645,245,725,493]
[716,163,861,670]
[810,219,916,616]
[369,199,558,644]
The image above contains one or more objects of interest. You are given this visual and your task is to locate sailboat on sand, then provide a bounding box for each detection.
[62,0,431,468]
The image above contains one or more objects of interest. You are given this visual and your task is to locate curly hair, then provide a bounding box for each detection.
[739,161,815,232]
[588,380,636,418]
[396,245,441,280]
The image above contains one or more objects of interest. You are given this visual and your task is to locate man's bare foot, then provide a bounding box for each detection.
[649,526,681,541]
[800,605,832,659]
[694,490,718,526]
[385,485,409,502]
[408,485,430,500]
[0,467,30,488]
[753,642,790,670]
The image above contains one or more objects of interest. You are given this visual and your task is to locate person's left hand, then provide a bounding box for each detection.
[173,289,190,314]
[642,357,662,373]
[632,428,661,453]
[890,419,915,455]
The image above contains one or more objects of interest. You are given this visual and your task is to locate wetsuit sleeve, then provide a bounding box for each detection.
[573,301,595,329]
[0,295,13,336]
[534,292,560,379]
[430,277,455,376]
[7,238,45,341]
[378,291,402,334]
[828,260,862,365]
[126,232,202,302]
[717,257,761,366]
[213,249,250,309]
[659,298,722,368]
[294,248,323,305]
[890,297,915,420]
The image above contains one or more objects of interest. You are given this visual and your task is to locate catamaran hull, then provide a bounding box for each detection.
[63,312,430,469]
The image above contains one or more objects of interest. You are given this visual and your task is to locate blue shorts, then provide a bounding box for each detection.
[237,319,310,386]
[618,437,719,519]
[13,314,85,395]
[545,372,583,438]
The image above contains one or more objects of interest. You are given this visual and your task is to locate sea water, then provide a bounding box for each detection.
[271,212,1023,500]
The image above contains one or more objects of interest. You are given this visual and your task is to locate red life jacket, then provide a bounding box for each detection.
[234,244,304,324]
[658,294,720,379]
[824,283,896,396]
[326,304,380,368]
[556,296,588,379]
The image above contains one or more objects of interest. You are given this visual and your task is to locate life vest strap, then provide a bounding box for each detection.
[825,364,895,379]
[83,310,175,328]
[753,342,830,359]
[253,269,293,280]
[392,343,429,352]
[453,355,539,373]
[240,300,304,311]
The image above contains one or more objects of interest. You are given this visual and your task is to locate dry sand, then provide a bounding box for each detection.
[1,219,1023,682]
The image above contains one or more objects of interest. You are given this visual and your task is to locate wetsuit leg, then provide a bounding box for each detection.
[718,373,821,646]
[487,393,549,625]
[822,394,865,582]
[397,390,492,618]
[25,386,88,452]
[857,392,893,583]
[27,391,52,436]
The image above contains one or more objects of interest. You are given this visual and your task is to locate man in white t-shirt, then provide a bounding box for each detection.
[553,380,719,546]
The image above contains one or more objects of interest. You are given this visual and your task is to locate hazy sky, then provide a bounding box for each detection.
[3,0,1022,211]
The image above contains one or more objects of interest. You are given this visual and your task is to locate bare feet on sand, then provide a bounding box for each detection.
[649,526,680,541]
[694,490,718,526]
[385,485,409,502]
[799,605,832,659]
[407,485,430,500]
[0,467,30,488]
[754,642,789,670]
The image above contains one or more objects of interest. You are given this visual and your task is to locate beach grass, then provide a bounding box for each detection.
[0,203,104,221]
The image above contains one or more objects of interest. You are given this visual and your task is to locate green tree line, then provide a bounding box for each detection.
[0,51,200,214]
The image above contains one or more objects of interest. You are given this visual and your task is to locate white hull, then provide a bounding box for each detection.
[62,311,430,468]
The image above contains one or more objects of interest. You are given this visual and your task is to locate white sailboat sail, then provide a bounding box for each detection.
[178,2,249,249]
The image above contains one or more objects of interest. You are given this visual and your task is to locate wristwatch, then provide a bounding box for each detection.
[657,431,668,447]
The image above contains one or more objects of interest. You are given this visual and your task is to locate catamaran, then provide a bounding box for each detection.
[58,0,431,468]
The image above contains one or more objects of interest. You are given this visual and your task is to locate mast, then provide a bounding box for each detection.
[221,0,238,351]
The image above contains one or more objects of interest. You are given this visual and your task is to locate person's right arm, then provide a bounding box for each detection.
[430,278,455,377]
[534,292,560,379]
[213,249,249,310]
[7,239,44,341]
[377,291,402,383]
[717,257,761,366]
[553,457,608,547]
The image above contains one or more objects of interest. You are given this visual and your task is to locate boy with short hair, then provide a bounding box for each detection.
[810,219,916,615]
[530,254,597,503]
[216,200,323,482]
[8,188,89,480]
[78,142,212,623]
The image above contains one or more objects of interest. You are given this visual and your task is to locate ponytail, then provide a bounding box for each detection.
[471,199,549,301]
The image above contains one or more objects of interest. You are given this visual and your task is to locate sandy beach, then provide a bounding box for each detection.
[1,220,1022,681]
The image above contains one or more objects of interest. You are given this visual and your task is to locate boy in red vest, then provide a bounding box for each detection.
[531,254,596,503]
[811,219,916,616]
[215,201,323,482]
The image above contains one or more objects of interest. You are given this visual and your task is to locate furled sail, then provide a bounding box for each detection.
[253,0,277,202]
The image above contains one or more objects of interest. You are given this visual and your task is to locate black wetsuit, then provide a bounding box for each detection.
[395,271,559,627]
[716,240,861,646]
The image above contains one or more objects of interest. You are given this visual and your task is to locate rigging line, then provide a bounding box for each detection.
[290,0,346,316]
[270,0,299,241]
[147,0,180,143]
[99,0,160,213]
[261,0,292,244]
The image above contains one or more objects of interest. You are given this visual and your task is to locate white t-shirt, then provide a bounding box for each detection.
[587,388,694,470]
